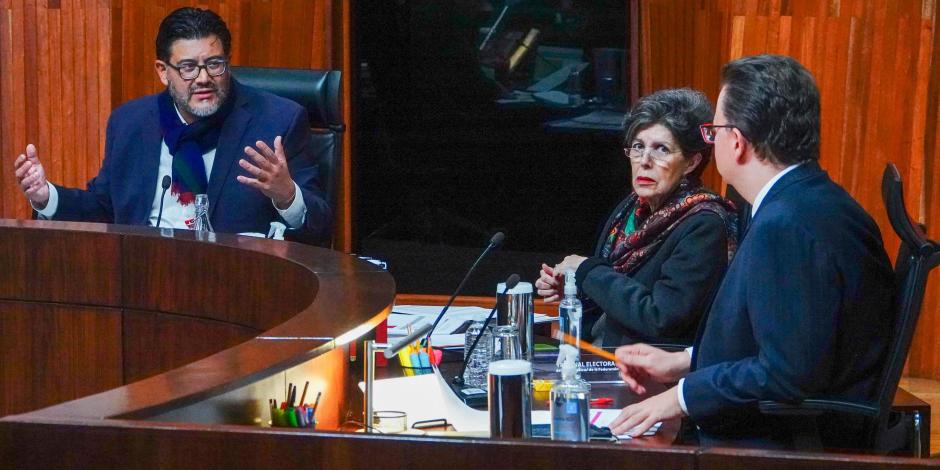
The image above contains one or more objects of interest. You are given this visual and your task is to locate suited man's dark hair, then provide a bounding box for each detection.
[155,7,232,63]
[622,88,714,181]
[720,54,820,165]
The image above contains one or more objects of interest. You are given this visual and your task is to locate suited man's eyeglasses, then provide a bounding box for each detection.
[166,59,229,80]
[699,123,738,144]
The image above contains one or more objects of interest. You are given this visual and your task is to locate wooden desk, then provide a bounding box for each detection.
[389,294,932,456]
[367,355,681,446]
[0,220,393,438]
[1,221,936,468]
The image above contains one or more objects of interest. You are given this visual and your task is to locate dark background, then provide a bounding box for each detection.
[353,0,629,295]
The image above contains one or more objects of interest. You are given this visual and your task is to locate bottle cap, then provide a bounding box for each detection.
[564,270,577,295]
[488,359,532,376]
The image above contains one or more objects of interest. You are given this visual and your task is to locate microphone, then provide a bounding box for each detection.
[425,232,505,342]
[454,273,520,386]
[155,175,171,227]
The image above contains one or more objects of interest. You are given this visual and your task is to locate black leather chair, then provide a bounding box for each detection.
[758,162,940,455]
[231,66,344,246]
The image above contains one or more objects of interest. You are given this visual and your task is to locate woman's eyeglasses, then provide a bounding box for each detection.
[623,145,681,167]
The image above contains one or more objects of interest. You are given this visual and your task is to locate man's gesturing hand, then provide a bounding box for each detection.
[13,144,50,208]
[614,343,691,395]
[237,136,296,208]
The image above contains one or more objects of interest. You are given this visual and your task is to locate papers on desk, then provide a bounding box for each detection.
[363,369,661,439]
[390,305,555,348]
[359,367,489,432]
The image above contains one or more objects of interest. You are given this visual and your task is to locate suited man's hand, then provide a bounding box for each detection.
[615,343,690,395]
[13,144,50,208]
[609,386,684,437]
[238,136,297,208]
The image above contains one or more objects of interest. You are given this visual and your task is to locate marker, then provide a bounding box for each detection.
[312,391,322,415]
[299,381,310,406]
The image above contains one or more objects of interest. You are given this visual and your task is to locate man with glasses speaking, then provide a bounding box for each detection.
[12,7,331,239]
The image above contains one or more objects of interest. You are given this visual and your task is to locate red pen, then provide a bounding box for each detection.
[590,397,614,406]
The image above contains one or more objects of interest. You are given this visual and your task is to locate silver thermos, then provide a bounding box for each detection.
[496,281,534,361]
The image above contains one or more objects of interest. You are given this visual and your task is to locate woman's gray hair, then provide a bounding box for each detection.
[622,88,714,180]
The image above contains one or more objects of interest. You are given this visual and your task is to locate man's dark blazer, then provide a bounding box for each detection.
[51,81,331,239]
[575,197,731,347]
[683,161,894,447]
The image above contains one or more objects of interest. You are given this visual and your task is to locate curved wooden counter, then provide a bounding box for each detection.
[0,219,395,427]
[2,220,937,469]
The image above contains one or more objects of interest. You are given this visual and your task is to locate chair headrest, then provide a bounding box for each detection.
[882,163,931,256]
[232,66,344,131]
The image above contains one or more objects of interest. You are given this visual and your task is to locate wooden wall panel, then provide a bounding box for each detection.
[0,1,352,250]
[638,0,940,379]
[0,301,123,416]
[0,1,108,221]
[912,0,940,378]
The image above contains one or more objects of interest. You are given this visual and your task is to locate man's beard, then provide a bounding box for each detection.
[169,80,230,119]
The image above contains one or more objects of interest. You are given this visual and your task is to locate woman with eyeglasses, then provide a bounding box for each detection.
[536,88,739,347]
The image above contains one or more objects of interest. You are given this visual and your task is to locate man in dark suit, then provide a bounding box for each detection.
[608,54,894,449]
[12,7,330,240]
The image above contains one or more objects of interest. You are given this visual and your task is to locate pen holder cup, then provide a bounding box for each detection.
[270,408,317,429]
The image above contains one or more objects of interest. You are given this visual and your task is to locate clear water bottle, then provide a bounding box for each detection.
[463,321,492,390]
[551,345,590,441]
[558,270,583,380]
[193,193,214,232]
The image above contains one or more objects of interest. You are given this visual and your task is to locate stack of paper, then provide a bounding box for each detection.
[389,305,556,348]
[359,367,488,432]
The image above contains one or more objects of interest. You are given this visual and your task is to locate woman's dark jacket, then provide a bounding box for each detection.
[576,197,732,348]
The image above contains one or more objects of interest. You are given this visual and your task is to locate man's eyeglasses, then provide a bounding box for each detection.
[699,123,737,144]
[623,144,682,167]
[165,58,229,80]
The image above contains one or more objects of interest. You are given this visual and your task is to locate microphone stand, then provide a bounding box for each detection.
[364,323,433,434]
[155,175,171,227]
[425,232,504,344]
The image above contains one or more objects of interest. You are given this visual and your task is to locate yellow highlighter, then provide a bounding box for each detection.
[398,349,414,368]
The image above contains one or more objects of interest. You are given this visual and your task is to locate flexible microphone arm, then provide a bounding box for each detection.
[383,323,433,359]
[454,273,520,386]
[155,175,171,228]
[425,232,505,342]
